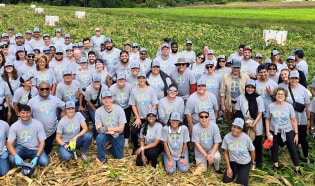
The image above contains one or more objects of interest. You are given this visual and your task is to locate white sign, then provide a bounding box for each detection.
[0,4,5,7]
[30,4,36,8]
[75,11,86,19]
[45,16,59,26]
[263,30,288,46]
[35,8,44,14]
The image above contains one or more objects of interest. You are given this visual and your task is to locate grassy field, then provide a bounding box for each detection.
[0,3,315,185]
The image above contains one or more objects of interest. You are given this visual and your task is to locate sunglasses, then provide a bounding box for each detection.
[169,89,178,92]
[140,53,146,55]
[199,115,209,119]
[171,46,178,48]
[40,87,50,91]
[206,65,213,69]
[268,68,276,70]
[28,55,35,58]
[197,56,204,60]
[55,53,63,55]
[176,63,186,66]
[132,46,138,48]
[1,45,8,49]
[219,60,226,62]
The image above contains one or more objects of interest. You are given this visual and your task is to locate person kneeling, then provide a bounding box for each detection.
[135,110,163,168]
[56,101,92,161]
[7,104,49,169]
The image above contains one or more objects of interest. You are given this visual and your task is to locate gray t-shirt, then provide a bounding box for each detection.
[190,63,206,81]
[56,81,81,102]
[110,82,132,109]
[100,48,121,72]
[200,73,222,104]
[95,104,127,128]
[12,87,38,104]
[8,118,47,150]
[91,35,106,52]
[126,74,138,88]
[139,122,163,145]
[17,64,36,77]
[33,69,57,87]
[109,62,132,79]
[158,96,185,125]
[296,60,308,79]
[75,70,92,89]
[49,60,70,83]
[240,59,259,75]
[153,56,177,76]
[255,79,278,110]
[285,84,310,125]
[180,50,196,63]
[215,67,232,78]
[136,58,152,74]
[128,86,159,119]
[160,125,190,160]
[192,122,222,159]
[230,76,241,101]
[221,132,255,164]
[56,112,85,143]
[185,92,218,124]
[266,102,296,134]
[235,95,265,135]
[147,74,170,100]
[170,69,196,100]
[28,95,65,137]
[85,83,108,108]
[0,120,10,153]
[0,81,7,110]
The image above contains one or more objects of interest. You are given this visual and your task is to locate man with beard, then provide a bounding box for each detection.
[87,51,97,72]
[106,50,131,87]
[24,30,33,47]
[62,34,73,52]
[28,81,65,154]
[240,46,259,79]
[100,38,121,73]
[7,27,15,46]
[279,56,307,88]
[81,38,99,58]
[153,44,176,76]
[1,33,10,46]
[42,34,52,50]
[91,28,106,52]
[181,40,196,65]
[17,50,36,77]
[50,48,70,83]
[8,33,32,56]
[294,49,308,79]
[134,48,152,74]
[206,49,217,66]
[169,41,181,61]
[29,27,44,50]
[227,44,245,63]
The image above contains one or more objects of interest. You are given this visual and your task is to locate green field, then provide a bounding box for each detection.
[1,3,315,185]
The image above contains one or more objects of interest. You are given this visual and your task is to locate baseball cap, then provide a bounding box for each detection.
[16,46,25,52]
[55,28,62,33]
[286,56,295,61]
[15,33,23,38]
[65,101,75,109]
[289,70,299,79]
[92,74,101,82]
[64,34,70,38]
[8,27,14,30]
[62,69,72,76]
[130,62,140,69]
[169,112,180,120]
[218,55,225,59]
[231,59,241,68]
[124,42,131,46]
[272,50,279,56]
[139,48,146,53]
[33,27,40,32]
[79,57,88,63]
[232,118,244,129]
[207,49,214,55]
[55,48,63,54]
[117,72,126,80]
[20,74,33,83]
[43,34,50,38]
[27,50,35,55]
[147,109,157,116]
[205,60,214,66]
[255,53,262,58]
[245,79,256,87]
[138,71,146,78]
[4,60,14,67]
[1,33,9,38]
[132,43,138,47]
[105,38,113,43]
[151,60,160,67]
[161,44,169,49]
[186,40,192,45]
[197,79,206,86]
[25,30,32,34]
[101,90,112,98]
[77,42,83,47]
[163,38,171,42]
[264,58,272,64]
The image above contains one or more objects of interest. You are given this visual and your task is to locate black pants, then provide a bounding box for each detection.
[44,132,56,155]
[298,125,308,158]
[131,119,146,150]
[253,135,262,167]
[270,130,299,166]
[222,161,251,186]
[136,143,163,168]
[124,107,132,139]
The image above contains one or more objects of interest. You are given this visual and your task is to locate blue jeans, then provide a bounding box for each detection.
[163,149,189,174]
[58,133,92,161]
[9,144,49,166]
[0,155,10,176]
[96,133,124,162]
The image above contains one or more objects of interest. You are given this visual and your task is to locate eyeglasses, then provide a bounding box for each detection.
[199,115,209,119]
[176,63,186,66]
[276,93,285,96]
[28,55,35,58]
[95,30,100,32]
[255,57,262,59]
[197,85,206,87]
[197,56,204,60]
[140,53,146,55]
[268,68,276,70]
[39,87,50,91]
[206,65,213,69]
[219,60,226,62]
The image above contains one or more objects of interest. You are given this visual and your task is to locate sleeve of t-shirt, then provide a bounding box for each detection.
[95,109,102,126]
[118,106,127,125]
[155,123,162,140]
[265,104,271,118]
[304,88,311,104]
[311,77,315,88]
[150,88,159,105]
[182,126,190,143]
[189,71,196,85]
[78,112,85,124]
[50,69,57,84]
[157,100,167,124]
[213,125,222,144]
[288,104,296,119]
[309,99,315,113]
[184,97,193,114]
[56,119,64,134]
[36,121,47,141]
[221,135,228,150]
[211,94,218,110]
[128,88,136,106]
[257,96,265,113]
[235,96,241,110]
[7,124,17,142]
[55,84,62,100]
[12,89,21,103]
[178,97,185,121]
[191,125,199,143]
[160,126,168,142]
[246,134,255,151]
[84,89,92,101]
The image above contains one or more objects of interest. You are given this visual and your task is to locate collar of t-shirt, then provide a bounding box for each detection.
[169,126,181,134]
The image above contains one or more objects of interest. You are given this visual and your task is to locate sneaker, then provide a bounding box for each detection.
[215,168,223,174]
[124,141,129,148]
[80,153,91,161]
[303,158,310,164]
[294,169,302,176]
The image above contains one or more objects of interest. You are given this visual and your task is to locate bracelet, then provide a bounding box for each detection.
[62,144,67,148]
[141,146,144,151]
[295,132,298,135]
[180,156,185,159]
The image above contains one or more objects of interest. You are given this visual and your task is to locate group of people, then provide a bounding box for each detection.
[0,26,313,185]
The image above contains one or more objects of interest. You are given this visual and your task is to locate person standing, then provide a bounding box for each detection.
[222,118,255,186]
[0,120,10,176]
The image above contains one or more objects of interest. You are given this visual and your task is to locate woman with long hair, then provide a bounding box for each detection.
[135,110,163,168]
[0,51,5,75]
[190,52,206,81]
[215,55,231,77]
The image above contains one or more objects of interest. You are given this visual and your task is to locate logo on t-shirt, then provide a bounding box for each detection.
[272,110,289,125]
[200,131,213,146]
[19,130,33,144]
[136,94,150,107]
[103,115,117,127]
[66,122,80,134]
[229,141,246,157]
[39,102,52,116]
[169,133,182,149]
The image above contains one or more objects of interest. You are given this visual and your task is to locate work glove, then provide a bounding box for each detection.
[97,126,108,134]
[67,141,76,151]
[30,156,39,167]
[14,155,24,166]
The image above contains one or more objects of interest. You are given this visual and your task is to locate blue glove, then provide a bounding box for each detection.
[30,157,39,167]
[14,155,24,166]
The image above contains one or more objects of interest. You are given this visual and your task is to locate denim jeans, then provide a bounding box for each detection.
[87,105,97,139]
[96,133,124,162]
[58,133,92,161]
[163,149,189,174]
[9,144,49,166]
[0,155,10,176]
